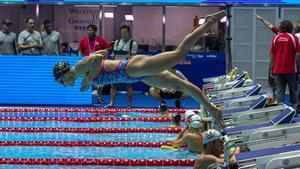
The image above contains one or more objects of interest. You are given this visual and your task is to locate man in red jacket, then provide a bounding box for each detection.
[270,20,300,108]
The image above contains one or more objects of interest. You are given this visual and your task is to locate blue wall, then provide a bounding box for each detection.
[177,52,226,88]
[0,56,91,105]
[0,53,225,105]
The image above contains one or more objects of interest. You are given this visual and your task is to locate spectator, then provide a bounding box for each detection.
[270,20,300,109]
[61,42,69,55]
[256,15,279,98]
[0,19,17,55]
[255,14,279,34]
[78,24,110,56]
[105,25,138,108]
[18,18,43,55]
[78,24,110,104]
[41,20,63,56]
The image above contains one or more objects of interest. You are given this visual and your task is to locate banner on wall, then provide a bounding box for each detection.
[177,52,226,87]
[54,6,100,44]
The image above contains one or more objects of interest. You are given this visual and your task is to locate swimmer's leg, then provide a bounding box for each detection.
[127,10,227,77]
[142,71,222,123]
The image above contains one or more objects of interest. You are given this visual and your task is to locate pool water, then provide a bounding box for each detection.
[0,146,199,159]
[0,132,178,142]
[0,109,196,168]
[0,121,171,128]
[0,112,162,118]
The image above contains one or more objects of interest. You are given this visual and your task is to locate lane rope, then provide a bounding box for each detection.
[0,127,182,133]
[0,158,195,166]
[0,117,185,122]
[0,107,198,114]
[0,141,172,147]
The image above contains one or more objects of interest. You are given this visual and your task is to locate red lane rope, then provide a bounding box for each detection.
[0,127,182,133]
[0,141,172,147]
[0,117,185,122]
[0,158,195,166]
[0,107,198,113]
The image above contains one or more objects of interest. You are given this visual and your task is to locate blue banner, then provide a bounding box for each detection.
[0,56,91,105]
[177,52,226,88]
[0,53,225,105]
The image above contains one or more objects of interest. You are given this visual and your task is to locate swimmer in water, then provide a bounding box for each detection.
[167,110,196,143]
[53,10,227,125]
[161,112,183,129]
[170,112,182,128]
[194,129,240,169]
[159,101,170,118]
[172,114,203,154]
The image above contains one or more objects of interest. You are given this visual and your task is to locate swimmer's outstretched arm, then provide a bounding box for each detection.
[93,49,108,59]
[75,54,104,80]
[172,134,189,148]
[167,125,189,143]
[255,15,274,31]
[75,54,103,92]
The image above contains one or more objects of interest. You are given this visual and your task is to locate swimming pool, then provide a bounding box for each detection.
[0,146,198,159]
[0,121,171,128]
[0,112,163,118]
[0,132,178,142]
[0,107,196,168]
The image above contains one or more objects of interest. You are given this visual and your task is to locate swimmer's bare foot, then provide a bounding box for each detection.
[205,10,227,23]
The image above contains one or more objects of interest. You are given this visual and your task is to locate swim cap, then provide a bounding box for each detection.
[171,112,181,123]
[53,61,71,83]
[190,114,201,128]
[203,129,223,144]
[159,101,168,112]
[185,110,195,119]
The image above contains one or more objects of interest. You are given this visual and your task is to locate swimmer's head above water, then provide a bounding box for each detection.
[202,129,225,155]
[184,110,195,125]
[189,114,201,129]
[53,61,76,87]
[159,101,168,114]
[171,112,181,125]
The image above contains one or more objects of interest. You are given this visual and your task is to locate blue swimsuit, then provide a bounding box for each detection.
[92,59,144,86]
